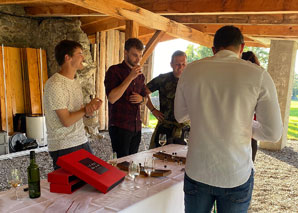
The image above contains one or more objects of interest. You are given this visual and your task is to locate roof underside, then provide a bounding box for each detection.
[2,0,298,47]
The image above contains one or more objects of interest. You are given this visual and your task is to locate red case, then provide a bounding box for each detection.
[47,168,80,184]
[50,179,86,194]
[57,149,126,193]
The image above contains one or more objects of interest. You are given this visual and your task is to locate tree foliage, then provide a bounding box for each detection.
[185,44,213,63]
[243,46,270,69]
[293,73,298,100]
[185,44,270,69]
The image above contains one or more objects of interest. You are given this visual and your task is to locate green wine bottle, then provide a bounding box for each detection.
[27,151,40,198]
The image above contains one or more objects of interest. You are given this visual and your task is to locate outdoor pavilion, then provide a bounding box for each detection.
[0,0,297,151]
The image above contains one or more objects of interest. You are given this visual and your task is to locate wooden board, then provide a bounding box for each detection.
[23,48,48,115]
[0,47,14,133]
[117,161,172,177]
[6,47,24,115]
[25,48,42,114]
[0,47,48,133]
[153,151,186,164]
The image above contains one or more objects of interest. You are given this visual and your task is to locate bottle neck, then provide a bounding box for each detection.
[30,151,36,165]
[30,158,36,165]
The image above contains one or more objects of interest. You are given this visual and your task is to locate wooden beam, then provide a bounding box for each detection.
[0,0,60,4]
[61,0,213,47]
[140,30,165,66]
[190,24,298,38]
[126,0,298,15]
[125,20,139,40]
[244,41,268,48]
[25,4,105,16]
[140,33,175,45]
[81,17,125,35]
[164,14,298,26]
[245,36,270,47]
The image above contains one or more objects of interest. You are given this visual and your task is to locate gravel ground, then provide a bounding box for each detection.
[249,140,298,213]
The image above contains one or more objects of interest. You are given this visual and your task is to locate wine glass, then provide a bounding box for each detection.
[7,168,22,200]
[184,131,190,150]
[108,152,117,166]
[144,157,154,186]
[159,134,167,152]
[128,162,140,189]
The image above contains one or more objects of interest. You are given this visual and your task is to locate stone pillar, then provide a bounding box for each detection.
[259,40,297,150]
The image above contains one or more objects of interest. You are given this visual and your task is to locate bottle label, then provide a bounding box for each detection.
[79,158,108,175]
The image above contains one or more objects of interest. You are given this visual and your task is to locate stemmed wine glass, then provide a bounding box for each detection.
[7,168,22,200]
[144,157,155,187]
[128,161,140,189]
[184,131,190,150]
[108,152,117,166]
[159,134,167,152]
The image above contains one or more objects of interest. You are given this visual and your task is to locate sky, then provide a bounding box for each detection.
[152,39,298,77]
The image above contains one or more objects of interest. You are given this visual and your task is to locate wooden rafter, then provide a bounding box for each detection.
[164,14,298,26]
[81,17,125,35]
[126,0,298,15]
[25,4,105,17]
[190,24,298,38]
[140,30,165,66]
[60,0,214,47]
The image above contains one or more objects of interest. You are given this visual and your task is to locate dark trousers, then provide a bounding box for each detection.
[109,126,141,158]
[49,142,93,170]
[251,138,258,162]
[154,125,190,147]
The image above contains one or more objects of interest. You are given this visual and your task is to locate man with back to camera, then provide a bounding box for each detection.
[146,50,190,148]
[174,25,283,212]
[44,40,102,170]
[104,38,147,158]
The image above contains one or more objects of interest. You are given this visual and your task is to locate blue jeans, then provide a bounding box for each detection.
[184,170,254,213]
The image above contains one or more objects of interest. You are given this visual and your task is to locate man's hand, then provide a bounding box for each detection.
[129,92,143,104]
[152,109,164,121]
[128,65,143,81]
[85,98,102,116]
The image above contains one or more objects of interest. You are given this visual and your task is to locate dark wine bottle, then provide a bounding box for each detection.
[27,151,41,198]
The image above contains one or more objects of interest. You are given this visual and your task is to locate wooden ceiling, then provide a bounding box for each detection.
[2,0,298,48]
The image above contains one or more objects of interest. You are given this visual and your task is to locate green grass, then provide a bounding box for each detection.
[148,113,158,128]
[146,101,298,140]
[288,100,298,140]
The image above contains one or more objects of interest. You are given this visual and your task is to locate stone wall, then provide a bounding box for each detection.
[0,5,95,103]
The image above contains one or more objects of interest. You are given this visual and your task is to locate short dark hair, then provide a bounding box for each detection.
[242,51,257,64]
[55,40,83,66]
[213,25,244,51]
[124,38,144,52]
[171,50,186,63]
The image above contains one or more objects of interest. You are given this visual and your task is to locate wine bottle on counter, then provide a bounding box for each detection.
[27,151,41,198]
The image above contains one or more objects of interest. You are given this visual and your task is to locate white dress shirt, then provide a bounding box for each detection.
[175,50,283,188]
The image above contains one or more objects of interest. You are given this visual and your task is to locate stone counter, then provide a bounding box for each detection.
[0,129,153,191]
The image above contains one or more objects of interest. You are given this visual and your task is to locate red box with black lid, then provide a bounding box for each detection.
[57,149,126,194]
[48,168,86,194]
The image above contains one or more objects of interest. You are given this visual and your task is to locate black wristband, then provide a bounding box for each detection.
[151,108,156,112]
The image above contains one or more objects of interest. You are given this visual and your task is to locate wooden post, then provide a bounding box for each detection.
[125,20,139,41]
[98,31,107,130]
[140,54,154,126]
[119,32,125,62]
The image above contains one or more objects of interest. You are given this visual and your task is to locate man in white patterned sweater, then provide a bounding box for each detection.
[44,40,102,170]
